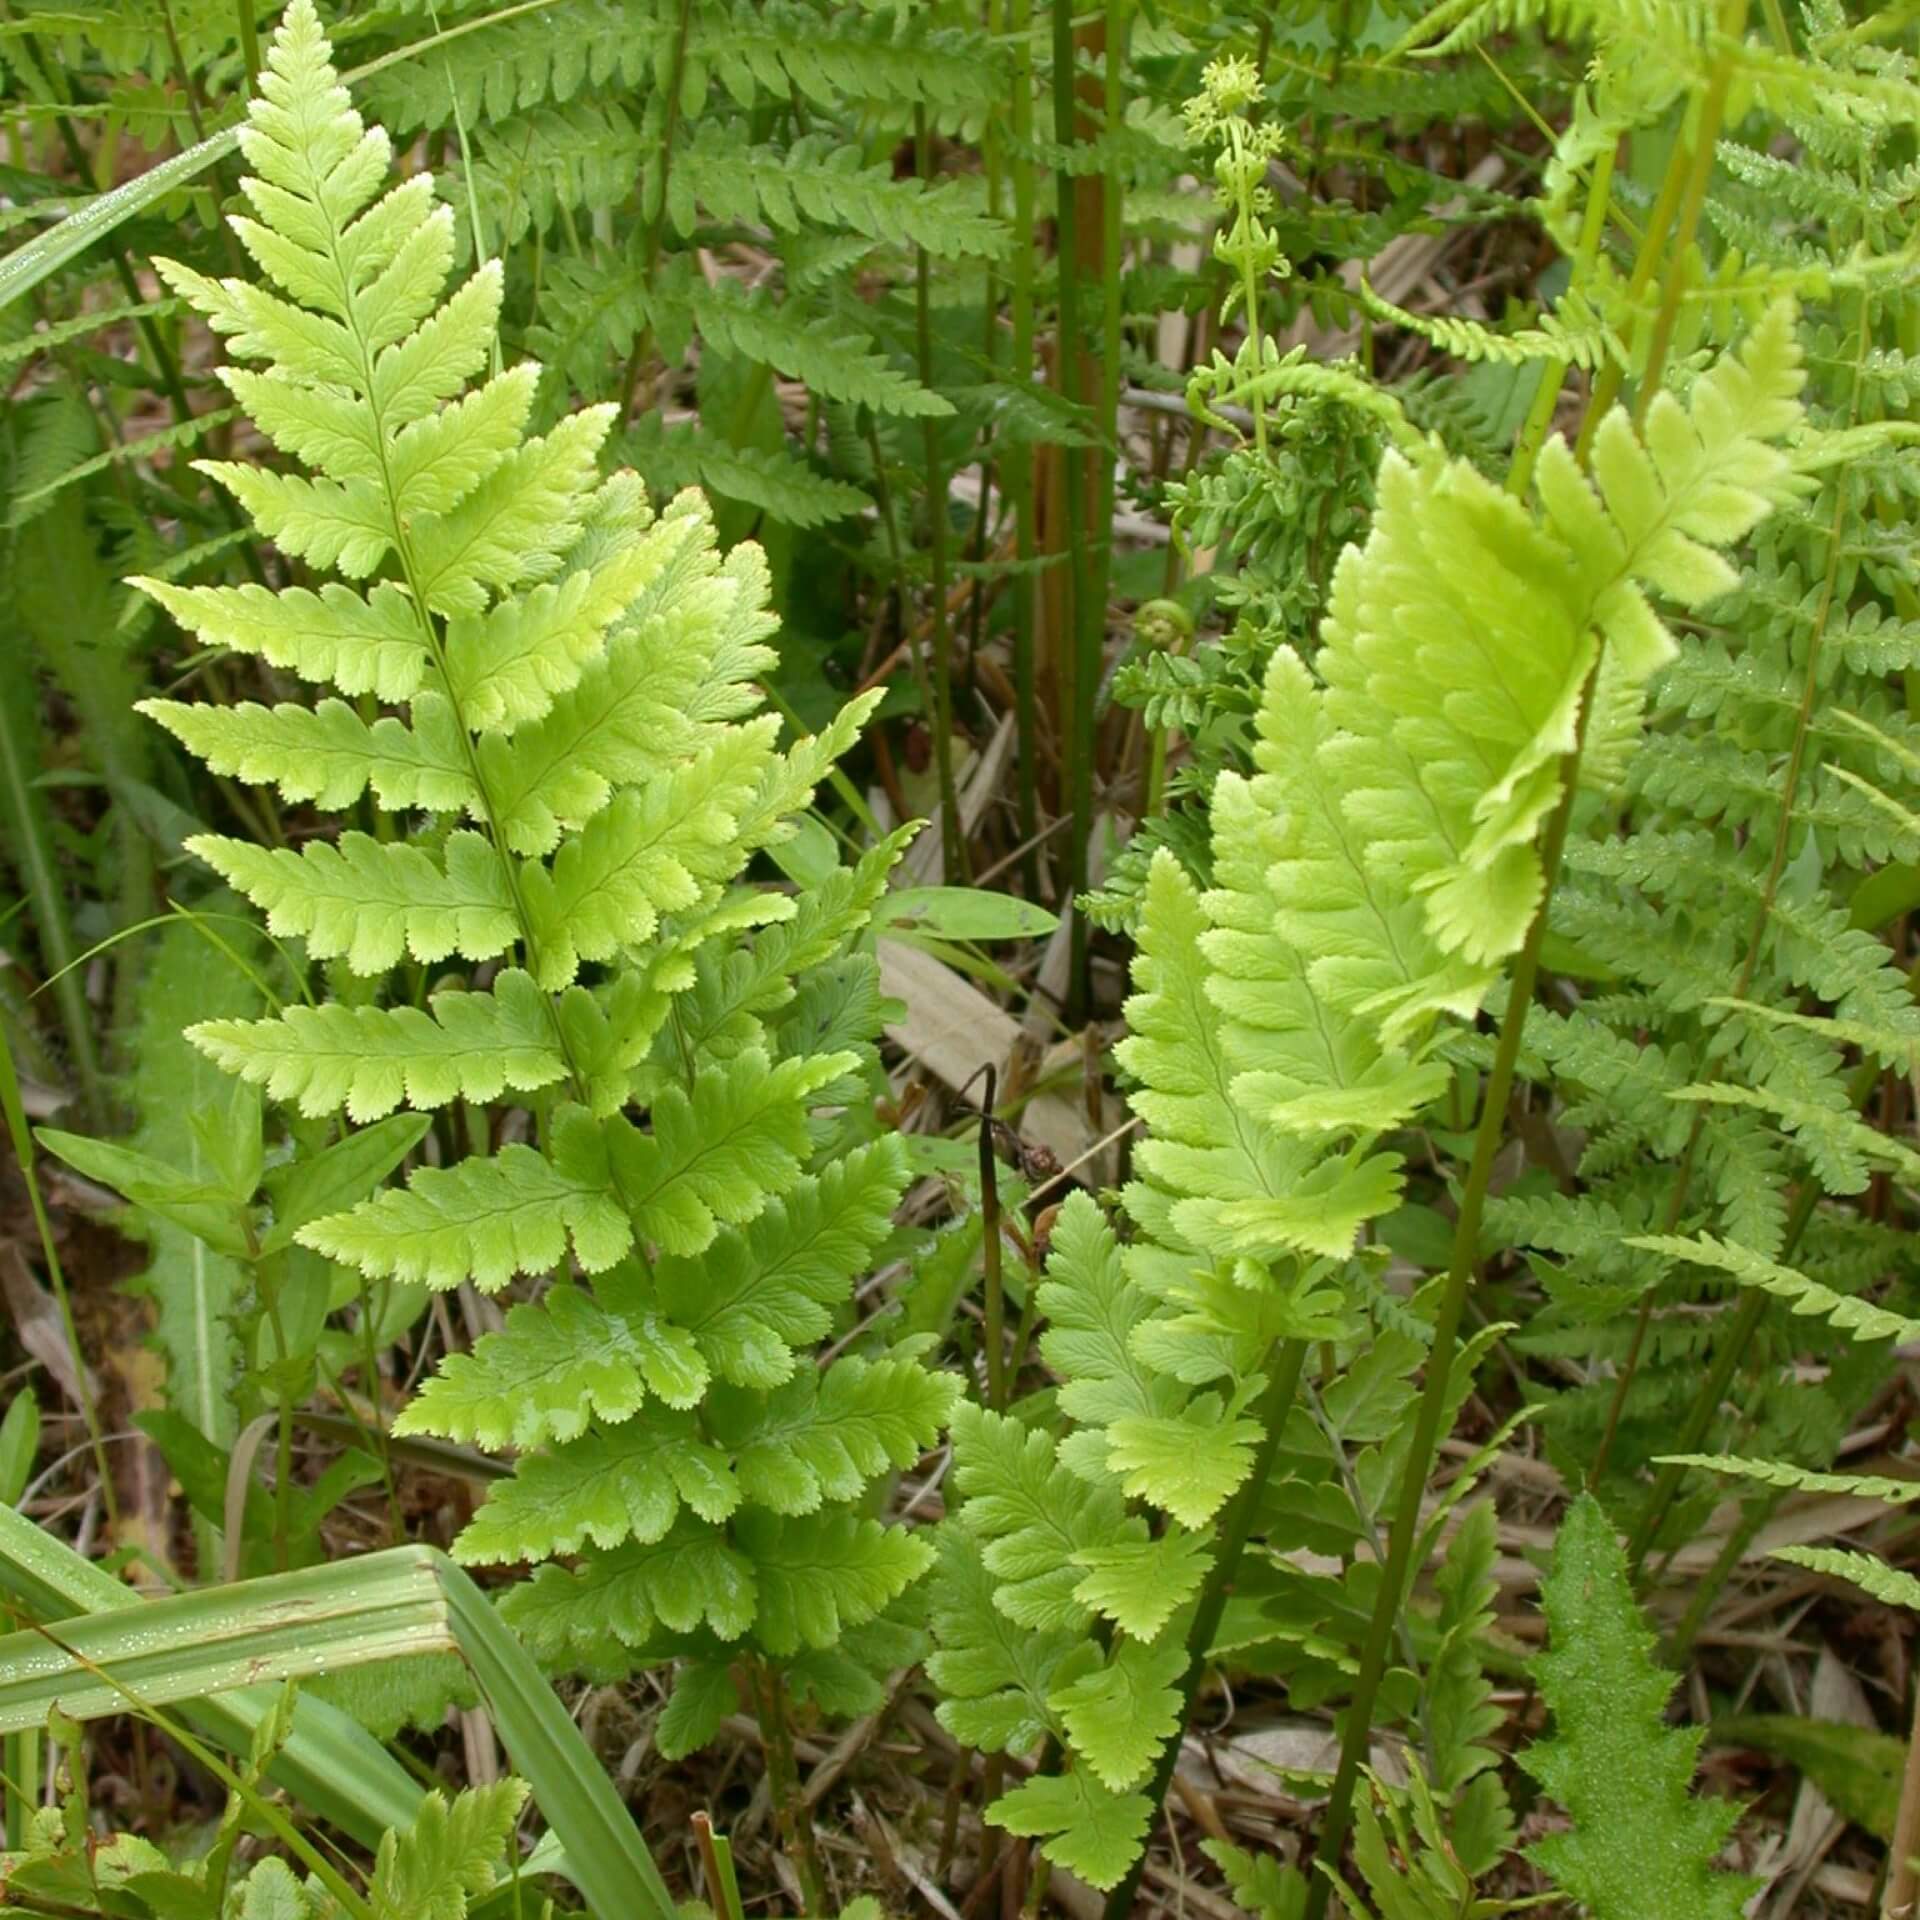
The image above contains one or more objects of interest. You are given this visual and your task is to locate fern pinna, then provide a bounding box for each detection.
[928,304,1811,1892]
[128,0,955,1802]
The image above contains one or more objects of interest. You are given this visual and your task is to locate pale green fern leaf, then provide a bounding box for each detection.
[651,1137,911,1388]
[301,1108,629,1289]
[928,1528,1080,1753]
[188,970,566,1121]
[518,725,781,988]
[441,503,682,737]
[187,831,517,975]
[985,1770,1152,1894]
[124,579,427,701]
[739,1510,936,1655]
[948,1403,1141,1631]
[1036,1191,1183,1441]
[1318,302,1806,964]
[602,1049,858,1257]
[506,1524,758,1656]
[455,1415,739,1565]
[141,695,476,814]
[715,1354,960,1515]
[395,1276,706,1450]
[1768,1546,1920,1610]
[1047,1637,1187,1793]
[1655,1453,1920,1504]
[1629,1231,1920,1344]
[366,1780,528,1920]
[1104,1398,1263,1528]
[1070,1531,1214,1641]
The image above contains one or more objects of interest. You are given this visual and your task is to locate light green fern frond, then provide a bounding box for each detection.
[124,0,951,1728]
[1629,1232,1920,1344]
[1767,1545,1920,1610]
[1655,1453,1920,1504]
[1360,278,1620,371]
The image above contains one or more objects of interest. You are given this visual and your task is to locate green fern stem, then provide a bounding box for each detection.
[1101,1334,1311,1920]
[617,0,695,417]
[235,0,261,92]
[1633,3,1746,423]
[754,1655,827,1914]
[1007,0,1042,898]
[1575,152,1690,462]
[1508,145,1614,497]
[917,103,966,885]
[1052,0,1096,1019]
[1301,672,1597,1920]
[1662,1493,1775,1666]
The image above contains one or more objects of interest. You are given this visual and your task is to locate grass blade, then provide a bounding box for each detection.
[0,1519,676,1920]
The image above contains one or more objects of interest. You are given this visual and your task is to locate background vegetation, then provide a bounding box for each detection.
[2,0,1919,1913]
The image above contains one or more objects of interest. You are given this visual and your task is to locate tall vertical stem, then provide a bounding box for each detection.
[235,0,261,92]
[917,104,966,883]
[755,1657,827,1915]
[1301,678,1595,1920]
[1051,0,1094,1016]
[1102,1336,1310,1920]
[617,0,695,416]
[1884,1682,1920,1920]
[977,1068,1008,1411]
[1008,0,1042,899]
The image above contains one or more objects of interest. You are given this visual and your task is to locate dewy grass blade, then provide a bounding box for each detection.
[0,0,568,312]
[0,1500,422,1843]
[0,1513,676,1920]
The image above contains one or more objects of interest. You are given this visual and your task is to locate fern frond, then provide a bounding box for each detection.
[620,416,870,529]
[601,1048,858,1258]
[928,1528,1079,1753]
[1767,1545,1920,1609]
[456,1415,739,1565]
[985,1770,1153,1894]
[187,969,567,1121]
[129,578,429,701]
[692,280,953,419]
[713,1353,960,1515]
[367,1781,529,1920]
[1654,1453,1920,1504]
[1359,279,1620,371]
[652,1137,911,1388]
[1047,1638,1188,1793]
[188,830,519,975]
[141,694,476,815]
[947,1402,1141,1632]
[739,1509,936,1656]
[1628,1232,1920,1344]
[300,1107,630,1289]
[395,1273,708,1450]
[674,130,1007,257]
